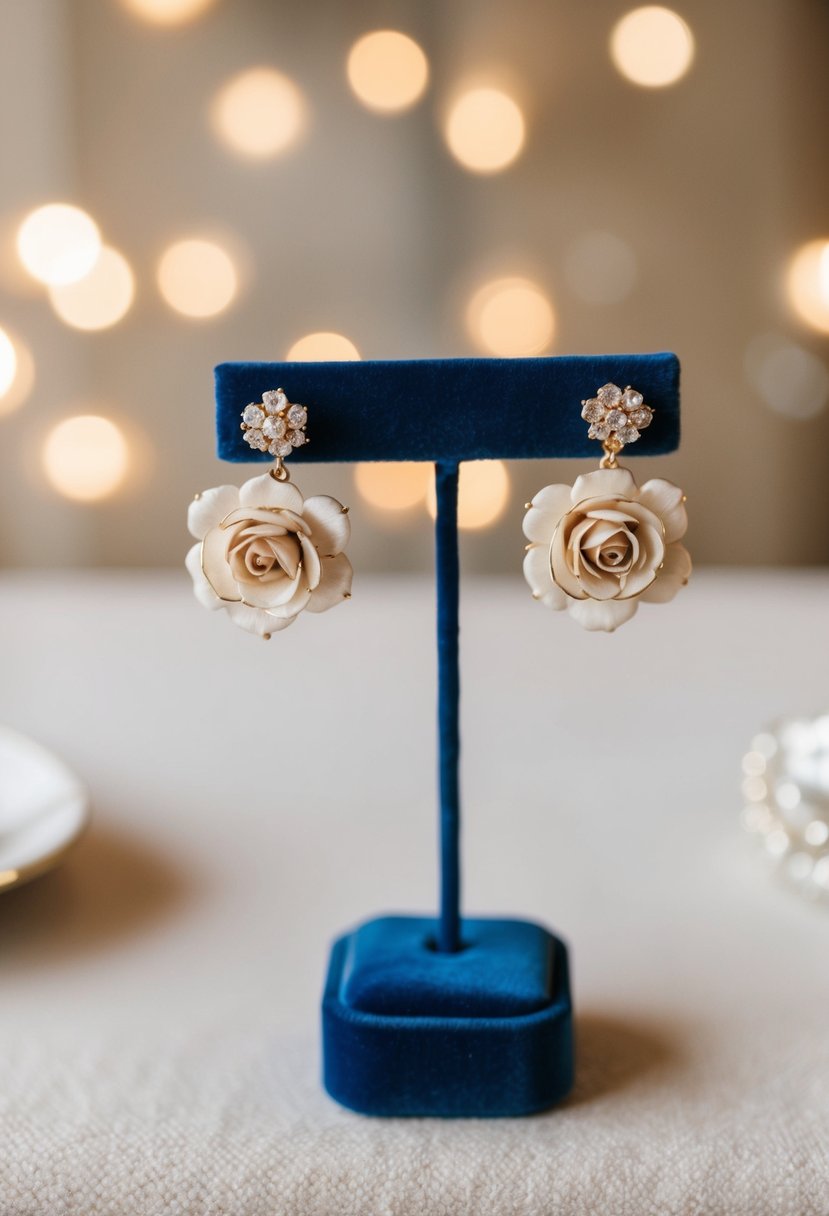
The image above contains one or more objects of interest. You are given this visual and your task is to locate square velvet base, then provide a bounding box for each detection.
[321,915,573,1117]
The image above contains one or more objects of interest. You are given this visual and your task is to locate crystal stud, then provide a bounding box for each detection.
[240,388,308,461]
[584,382,653,453]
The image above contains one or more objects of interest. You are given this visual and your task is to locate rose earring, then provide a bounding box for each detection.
[185,389,352,638]
[523,383,691,632]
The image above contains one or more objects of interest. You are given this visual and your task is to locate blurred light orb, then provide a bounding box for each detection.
[17,204,101,287]
[745,333,829,421]
[157,238,237,318]
[0,327,17,398]
[355,462,431,512]
[610,7,694,88]
[212,68,306,159]
[427,460,510,531]
[445,87,525,174]
[347,30,429,113]
[0,330,35,418]
[564,231,638,305]
[286,332,361,361]
[786,239,829,334]
[466,277,554,357]
[119,0,215,25]
[42,415,129,502]
[48,247,135,331]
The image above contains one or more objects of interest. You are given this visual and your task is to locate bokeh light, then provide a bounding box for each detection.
[466,276,555,357]
[286,332,361,361]
[48,247,135,331]
[17,204,101,287]
[564,231,638,305]
[118,0,216,25]
[0,329,35,418]
[745,334,829,421]
[610,7,695,88]
[157,238,238,318]
[444,87,525,174]
[355,462,432,512]
[427,460,510,530]
[786,239,829,334]
[0,327,17,398]
[346,30,429,113]
[211,68,306,159]
[42,415,129,502]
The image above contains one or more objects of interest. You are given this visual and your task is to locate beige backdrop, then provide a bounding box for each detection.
[0,0,827,572]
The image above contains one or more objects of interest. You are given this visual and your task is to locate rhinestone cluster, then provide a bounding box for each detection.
[581,383,653,447]
[241,389,308,458]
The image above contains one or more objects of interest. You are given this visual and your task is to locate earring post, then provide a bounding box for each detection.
[434,460,462,954]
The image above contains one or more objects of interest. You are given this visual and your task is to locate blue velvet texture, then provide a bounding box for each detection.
[214,353,680,463]
[322,916,573,1117]
[434,462,461,954]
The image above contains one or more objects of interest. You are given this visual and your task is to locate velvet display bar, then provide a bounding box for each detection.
[215,353,680,463]
[214,352,681,1117]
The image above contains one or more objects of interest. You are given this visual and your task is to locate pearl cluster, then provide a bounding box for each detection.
[581,382,653,448]
[741,716,829,902]
[241,388,308,458]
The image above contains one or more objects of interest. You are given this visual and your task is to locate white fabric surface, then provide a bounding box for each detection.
[0,570,828,1216]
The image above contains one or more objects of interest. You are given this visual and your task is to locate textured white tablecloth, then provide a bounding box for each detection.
[1,570,828,1216]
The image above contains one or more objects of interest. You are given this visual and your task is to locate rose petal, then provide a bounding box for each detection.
[269,535,303,579]
[296,534,320,591]
[640,543,692,604]
[201,527,242,603]
[238,473,304,514]
[550,517,587,600]
[523,484,572,544]
[242,567,305,610]
[567,597,638,632]
[617,523,664,598]
[637,479,688,543]
[580,518,632,549]
[187,485,240,541]
[220,506,300,534]
[571,468,638,506]
[185,543,223,611]
[306,553,353,613]
[302,495,351,557]
[226,602,295,637]
[523,545,566,610]
[260,587,312,619]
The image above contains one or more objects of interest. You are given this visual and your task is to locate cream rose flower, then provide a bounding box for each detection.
[185,473,352,638]
[523,467,691,632]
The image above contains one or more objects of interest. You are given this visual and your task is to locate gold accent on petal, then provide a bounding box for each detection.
[199,540,242,604]
[263,633,271,640]
[193,492,202,501]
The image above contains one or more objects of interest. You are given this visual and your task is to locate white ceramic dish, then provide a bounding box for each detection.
[0,726,89,891]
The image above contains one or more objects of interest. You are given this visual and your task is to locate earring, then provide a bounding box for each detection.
[523,383,690,633]
[185,389,352,638]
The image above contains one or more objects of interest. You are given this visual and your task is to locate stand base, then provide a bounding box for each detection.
[321,915,573,1117]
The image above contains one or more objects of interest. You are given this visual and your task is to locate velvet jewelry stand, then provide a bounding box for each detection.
[215,353,681,1117]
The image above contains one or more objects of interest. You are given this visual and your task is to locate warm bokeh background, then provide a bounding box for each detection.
[0,0,827,572]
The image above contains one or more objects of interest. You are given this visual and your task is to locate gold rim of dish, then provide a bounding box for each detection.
[0,817,89,892]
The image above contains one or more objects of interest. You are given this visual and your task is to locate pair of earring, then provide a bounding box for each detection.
[185,382,690,639]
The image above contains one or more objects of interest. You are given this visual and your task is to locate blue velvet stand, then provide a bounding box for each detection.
[215,353,681,1118]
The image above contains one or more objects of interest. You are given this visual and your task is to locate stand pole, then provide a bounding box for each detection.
[434,460,461,953]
